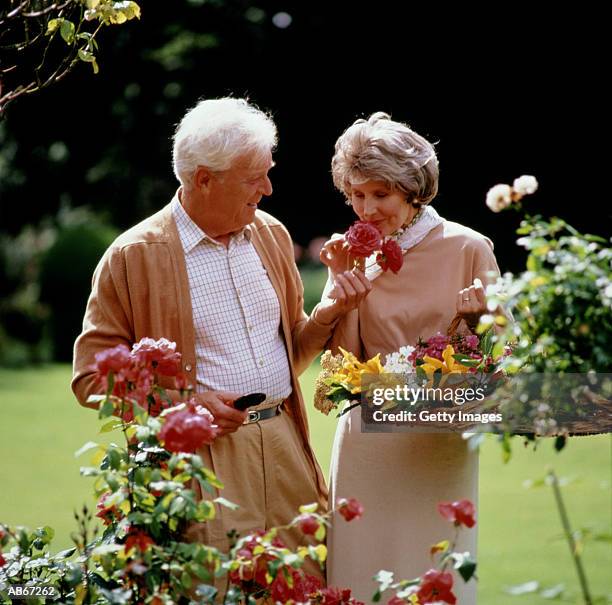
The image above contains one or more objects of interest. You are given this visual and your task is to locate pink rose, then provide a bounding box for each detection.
[132,337,182,376]
[416,569,456,604]
[437,499,476,528]
[159,401,219,453]
[94,344,132,377]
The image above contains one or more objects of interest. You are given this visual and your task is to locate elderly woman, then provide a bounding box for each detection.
[320,112,500,604]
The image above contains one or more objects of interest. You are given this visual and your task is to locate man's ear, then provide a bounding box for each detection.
[193,166,213,190]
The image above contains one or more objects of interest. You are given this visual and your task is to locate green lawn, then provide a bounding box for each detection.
[1,364,610,604]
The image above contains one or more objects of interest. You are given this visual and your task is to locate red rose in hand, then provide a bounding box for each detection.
[297,513,320,535]
[437,499,476,528]
[159,401,219,453]
[416,569,456,604]
[346,221,382,257]
[376,239,403,273]
[337,497,364,521]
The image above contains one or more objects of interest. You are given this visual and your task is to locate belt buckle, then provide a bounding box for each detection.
[247,410,261,424]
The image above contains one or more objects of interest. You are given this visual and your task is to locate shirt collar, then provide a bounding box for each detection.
[171,194,252,254]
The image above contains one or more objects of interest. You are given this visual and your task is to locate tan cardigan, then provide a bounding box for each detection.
[72,201,333,496]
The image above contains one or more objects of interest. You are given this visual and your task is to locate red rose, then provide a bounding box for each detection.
[124,529,155,553]
[319,587,363,605]
[337,497,364,521]
[346,221,382,257]
[297,513,319,535]
[416,569,456,604]
[95,491,118,526]
[159,402,219,453]
[437,499,476,528]
[0,551,6,567]
[132,337,182,376]
[295,574,324,602]
[376,239,404,273]
[94,344,133,377]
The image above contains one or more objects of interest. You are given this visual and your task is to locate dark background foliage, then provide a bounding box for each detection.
[0,0,607,361]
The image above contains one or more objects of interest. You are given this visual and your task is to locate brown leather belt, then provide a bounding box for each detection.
[244,404,282,425]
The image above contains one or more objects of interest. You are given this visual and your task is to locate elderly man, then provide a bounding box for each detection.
[72,97,370,585]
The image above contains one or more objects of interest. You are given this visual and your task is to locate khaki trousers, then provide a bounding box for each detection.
[185,409,327,600]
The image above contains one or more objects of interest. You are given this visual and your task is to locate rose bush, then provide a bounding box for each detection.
[0,338,478,604]
[0,338,369,604]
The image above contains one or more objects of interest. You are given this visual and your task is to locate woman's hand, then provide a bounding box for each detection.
[456,277,487,329]
[315,269,372,325]
[319,235,354,276]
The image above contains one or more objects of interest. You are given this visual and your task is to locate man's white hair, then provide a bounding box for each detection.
[172,97,277,190]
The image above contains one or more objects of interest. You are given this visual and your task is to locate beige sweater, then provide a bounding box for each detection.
[72,201,333,497]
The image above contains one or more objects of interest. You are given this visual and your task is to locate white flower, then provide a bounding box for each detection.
[485,184,513,212]
[512,175,539,197]
[384,345,416,374]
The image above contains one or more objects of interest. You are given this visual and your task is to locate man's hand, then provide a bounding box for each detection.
[193,391,247,436]
[315,269,372,325]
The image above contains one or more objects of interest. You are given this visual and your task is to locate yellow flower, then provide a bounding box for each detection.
[333,348,386,394]
[420,344,470,386]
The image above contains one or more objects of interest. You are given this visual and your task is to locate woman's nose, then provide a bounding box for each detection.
[362,196,378,218]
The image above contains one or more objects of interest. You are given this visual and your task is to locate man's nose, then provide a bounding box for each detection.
[260,175,273,196]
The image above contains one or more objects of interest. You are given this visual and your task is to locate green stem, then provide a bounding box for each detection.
[547,469,592,605]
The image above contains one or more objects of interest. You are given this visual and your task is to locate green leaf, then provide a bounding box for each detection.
[78,48,95,63]
[190,563,212,582]
[46,18,62,34]
[169,496,186,516]
[453,552,477,582]
[107,448,122,470]
[181,570,192,589]
[55,547,77,559]
[74,441,99,458]
[100,419,122,433]
[91,544,122,556]
[451,354,481,367]
[214,496,238,511]
[99,398,114,419]
[60,19,75,44]
[315,523,326,542]
[34,525,55,545]
[298,502,318,514]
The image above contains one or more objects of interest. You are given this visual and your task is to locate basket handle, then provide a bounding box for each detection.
[447,313,464,336]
